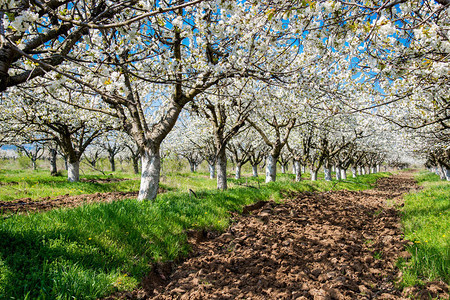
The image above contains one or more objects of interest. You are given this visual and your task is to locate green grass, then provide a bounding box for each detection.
[399,171,450,287]
[0,169,141,201]
[0,170,389,299]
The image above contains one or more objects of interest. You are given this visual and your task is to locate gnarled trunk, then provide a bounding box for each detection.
[324,168,332,181]
[50,148,58,176]
[444,167,450,181]
[208,163,215,179]
[265,154,277,183]
[31,159,37,171]
[235,165,242,180]
[68,161,80,182]
[109,157,116,172]
[351,167,357,178]
[216,147,227,190]
[438,163,446,180]
[335,166,341,180]
[189,161,196,173]
[294,160,301,182]
[132,156,139,174]
[280,163,287,174]
[252,164,258,177]
[138,145,160,201]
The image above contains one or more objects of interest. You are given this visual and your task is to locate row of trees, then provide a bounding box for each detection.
[0,0,448,200]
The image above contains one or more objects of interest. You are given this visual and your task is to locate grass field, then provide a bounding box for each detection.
[399,171,450,287]
[0,158,391,299]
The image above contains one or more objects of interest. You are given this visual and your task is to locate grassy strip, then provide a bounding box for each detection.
[0,170,140,201]
[399,171,450,286]
[0,172,389,299]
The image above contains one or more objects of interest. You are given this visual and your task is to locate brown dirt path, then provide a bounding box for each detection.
[109,172,449,299]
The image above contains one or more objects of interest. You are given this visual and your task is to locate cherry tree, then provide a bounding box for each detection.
[0,84,113,181]
[0,0,206,91]
[17,142,45,170]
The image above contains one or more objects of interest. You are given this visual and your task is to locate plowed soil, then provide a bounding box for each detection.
[107,172,449,299]
[0,191,139,216]
[0,186,166,216]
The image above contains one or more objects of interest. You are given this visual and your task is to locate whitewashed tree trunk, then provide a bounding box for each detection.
[216,148,227,190]
[292,163,296,174]
[445,168,450,181]
[294,160,302,182]
[434,166,439,176]
[376,164,381,173]
[265,154,277,183]
[138,146,160,201]
[362,167,366,175]
[302,165,306,173]
[357,166,361,175]
[281,163,286,174]
[32,159,37,170]
[252,164,258,177]
[50,148,57,176]
[208,163,215,179]
[438,164,446,180]
[335,167,341,180]
[351,167,357,178]
[341,168,347,180]
[235,165,241,180]
[310,169,318,181]
[68,161,80,182]
[324,168,332,181]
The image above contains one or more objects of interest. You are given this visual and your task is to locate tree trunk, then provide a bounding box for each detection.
[445,168,450,181]
[341,168,347,180]
[216,147,227,190]
[292,163,296,174]
[361,167,366,175]
[294,160,301,182]
[376,164,380,173]
[64,156,68,170]
[324,168,332,181]
[438,163,446,180]
[50,148,58,176]
[137,145,161,201]
[235,164,241,180]
[335,166,341,180]
[208,163,215,179]
[357,166,361,175]
[132,156,139,174]
[68,161,80,182]
[310,169,318,181]
[189,161,195,172]
[281,163,287,174]
[109,156,116,172]
[302,165,306,173]
[351,167,357,178]
[252,164,258,177]
[265,154,277,183]
[31,159,37,170]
